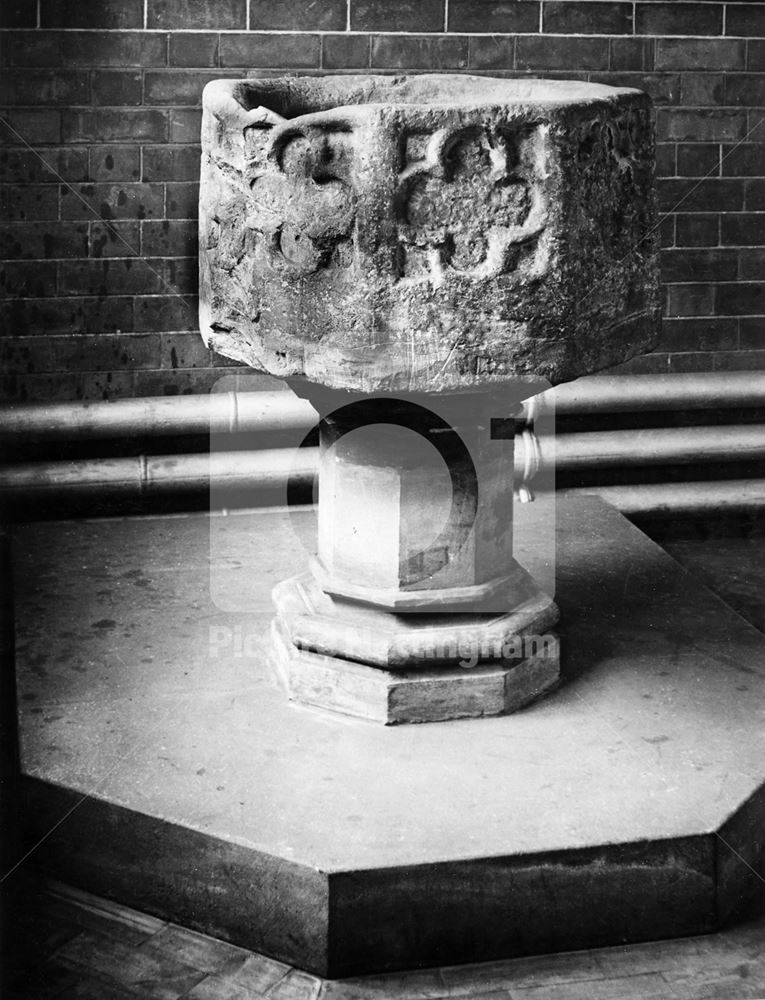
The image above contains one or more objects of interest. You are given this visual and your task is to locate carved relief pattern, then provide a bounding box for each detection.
[247,128,357,276]
[574,109,652,252]
[397,128,543,282]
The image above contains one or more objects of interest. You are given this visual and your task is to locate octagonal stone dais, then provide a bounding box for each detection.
[200,74,660,394]
[15,499,765,975]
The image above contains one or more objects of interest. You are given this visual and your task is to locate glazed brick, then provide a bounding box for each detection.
[61,32,167,67]
[591,71,679,104]
[655,38,746,71]
[60,182,165,221]
[53,332,161,372]
[739,247,765,280]
[469,36,515,71]
[134,294,198,331]
[159,331,211,369]
[635,3,723,37]
[169,109,203,143]
[22,296,135,335]
[63,109,168,143]
[713,348,765,371]
[667,351,714,373]
[371,35,468,70]
[717,282,765,315]
[5,31,62,67]
[0,3,36,27]
[0,261,58,298]
[169,34,220,68]
[726,75,765,107]
[163,257,197,294]
[142,145,201,181]
[133,367,222,396]
[666,283,716,317]
[655,143,676,176]
[656,317,738,351]
[448,0,539,33]
[91,71,143,107]
[748,110,765,140]
[141,219,198,256]
[250,0,346,31]
[219,34,320,69]
[720,213,765,245]
[749,41,765,71]
[165,182,199,218]
[82,371,137,401]
[657,108,748,142]
[726,5,765,38]
[89,146,141,182]
[676,143,720,178]
[144,70,231,106]
[0,110,62,144]
[0,368,83,403]
[322,34,371,70]
[0,147,89,184]
[543,2,632,35]
[681,74,725,107]
[58,258,164,296]
[608,353,670,375]
[352,0,444,32]
[723,142,765,176]
[2,296,133,337]
[516,36,609,71]
[659,177,745,212]
[0,69,89,106]
[659,212,675,247]
[89,220,140,258]
[746,179,765,209]
[148,0,246,30]
[41,0,143,28]
[609,38,654,72]
[0,222,89,260]
[739,317,765,348]
[0,337,55,374]
[661,247,738,282]
[0,184,59,221]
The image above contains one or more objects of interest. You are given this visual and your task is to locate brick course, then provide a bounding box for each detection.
[0,0,763,401]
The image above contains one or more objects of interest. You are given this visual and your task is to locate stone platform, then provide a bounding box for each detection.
[12,498,765,977]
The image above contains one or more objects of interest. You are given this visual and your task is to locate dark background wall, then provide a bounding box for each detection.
[0,0,763,403]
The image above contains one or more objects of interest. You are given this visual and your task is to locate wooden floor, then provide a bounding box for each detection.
[2,875,763,1000]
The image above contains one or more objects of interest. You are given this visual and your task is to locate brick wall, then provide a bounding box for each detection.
[0,0,763,403]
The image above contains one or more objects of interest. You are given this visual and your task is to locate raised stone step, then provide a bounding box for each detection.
[13,497,765,977]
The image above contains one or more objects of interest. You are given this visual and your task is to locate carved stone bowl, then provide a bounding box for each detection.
[200,74,660,394]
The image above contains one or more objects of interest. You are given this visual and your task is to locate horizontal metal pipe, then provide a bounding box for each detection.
[546,423,765,472]
[2,447,761,517]
[0,391,317,440]
[547,372,765,415]
[1,372,764,442]
[562,480,765,516]
[0,450,317,499]
[3,423,765,502]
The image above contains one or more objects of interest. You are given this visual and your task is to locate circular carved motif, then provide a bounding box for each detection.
[248,130,357,275]
[399,130,534,279]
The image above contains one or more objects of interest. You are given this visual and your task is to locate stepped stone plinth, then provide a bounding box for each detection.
[199,74,660,722]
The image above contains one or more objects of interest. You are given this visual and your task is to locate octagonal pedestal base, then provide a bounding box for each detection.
[269,616,561,725]
[13,498,765,978]
[270,569,560,723]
